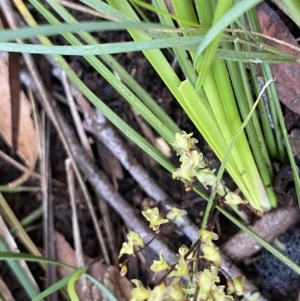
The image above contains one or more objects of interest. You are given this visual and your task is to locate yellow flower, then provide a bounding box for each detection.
[227,275,248,296]
[212,286,234,301]
[131,280,149,301]
[142,207,169,231]
[178,245,195,260]
[166,206,187,223]
[202,243,222,267]
[119,242,134,257]
[179,150,206,168]
[168,256,189,277]
[198,229,219,243]
[127,231,144,247]
[196,169,217,189]
[150,250,169,273]
[119,232,145,258]
[148,283,166,301]
[195,266,220,300]
[178,245,189,256]
[170,131,198,155]
[167,278,183,301]
[120,264,128,276]
[172,166,196,182]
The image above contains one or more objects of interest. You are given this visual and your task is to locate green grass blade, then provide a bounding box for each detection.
[0,21,171,42]
[194,0,213,27]
[32,272,75,301]
[46,0,180,134]
[0,251,75,267]
[0,238,42,300]
[0,193,42,257]
[11,207,42,233]
[274,0,300,27]
[67,267,86,301]
[246,9,286,161]
[0,186,41,192]
[202,79,273,228]
[151,0,197,84]
[2,39,298,65]
[195,0,233,90]
[18,0,176,175]
[223,41,276,206]
[130,0,199,27]
[194,0,262,59]
[30,2,177,146]
[85,274,119,301]
[0,35,203,55]
[216,49,298,63]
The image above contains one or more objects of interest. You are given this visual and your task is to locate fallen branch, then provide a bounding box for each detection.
[221,206,300,261]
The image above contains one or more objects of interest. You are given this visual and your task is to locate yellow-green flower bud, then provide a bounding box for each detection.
[172,166,196,182]
[196,169,217,189]
[202,243,222,267]
[178,245,189,256]
[241,292,260,301]
[120,264,128,276]
[224,192,246,206]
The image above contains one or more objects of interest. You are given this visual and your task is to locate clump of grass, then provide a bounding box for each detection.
[1,0,300,299]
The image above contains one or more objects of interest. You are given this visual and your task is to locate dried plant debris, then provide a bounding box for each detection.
[0,56,38,185]
[257,3,300,116]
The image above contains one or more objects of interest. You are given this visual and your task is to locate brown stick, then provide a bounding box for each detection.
[221,206,300,261]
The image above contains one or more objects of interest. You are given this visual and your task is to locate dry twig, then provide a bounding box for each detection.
[221,206,300,261]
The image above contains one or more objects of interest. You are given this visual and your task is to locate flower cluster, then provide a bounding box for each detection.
[119,206,187,260]
[171,131,246,206]
[120,214,260,301]
[129,235,260,301]
[142,206,187,231]
[199,229,221,267]
[130,262,260,301]
[118,132,261,301]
